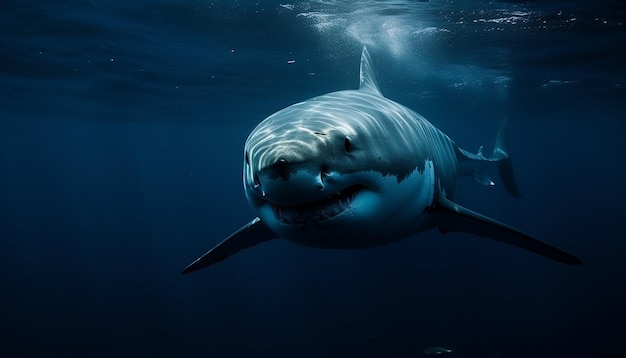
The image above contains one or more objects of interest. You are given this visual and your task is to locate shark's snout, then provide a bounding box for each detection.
[256,160,327,206]
[246,130,361,209]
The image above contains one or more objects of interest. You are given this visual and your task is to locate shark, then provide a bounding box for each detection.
[182,47,581,274]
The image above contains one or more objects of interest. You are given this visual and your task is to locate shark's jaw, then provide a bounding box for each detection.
[246,162,438,249]
[270,185,362,225]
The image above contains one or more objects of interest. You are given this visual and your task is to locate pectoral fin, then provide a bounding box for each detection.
[181,217,276,274]
[432,195,582,265]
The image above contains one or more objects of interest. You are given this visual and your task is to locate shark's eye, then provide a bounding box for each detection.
[344,136,352,153]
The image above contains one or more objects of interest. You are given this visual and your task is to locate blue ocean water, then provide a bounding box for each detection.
[1,1,625,357]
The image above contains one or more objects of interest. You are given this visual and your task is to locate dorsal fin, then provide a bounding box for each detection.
[359,47,382,96]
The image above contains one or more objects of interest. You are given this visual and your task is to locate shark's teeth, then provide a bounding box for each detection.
[272,186,360,224]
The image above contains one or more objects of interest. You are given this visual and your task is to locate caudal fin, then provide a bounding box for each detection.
[456,118,521,198]
[491,118,521,198]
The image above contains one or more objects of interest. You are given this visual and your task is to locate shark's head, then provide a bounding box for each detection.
[241,48,438,248]
[242,91,436,248]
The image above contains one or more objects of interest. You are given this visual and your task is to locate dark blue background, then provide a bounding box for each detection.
[1,1,625,357]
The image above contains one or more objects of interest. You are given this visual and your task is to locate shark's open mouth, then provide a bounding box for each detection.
[271,186,361,224]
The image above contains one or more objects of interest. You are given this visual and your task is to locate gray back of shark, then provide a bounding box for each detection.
[182,47,581,274]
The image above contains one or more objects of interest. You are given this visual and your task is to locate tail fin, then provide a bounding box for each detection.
[456,118,521,198]
[491,118,521,198]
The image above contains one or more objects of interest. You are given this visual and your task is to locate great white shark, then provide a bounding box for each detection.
[182,47,581,274]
